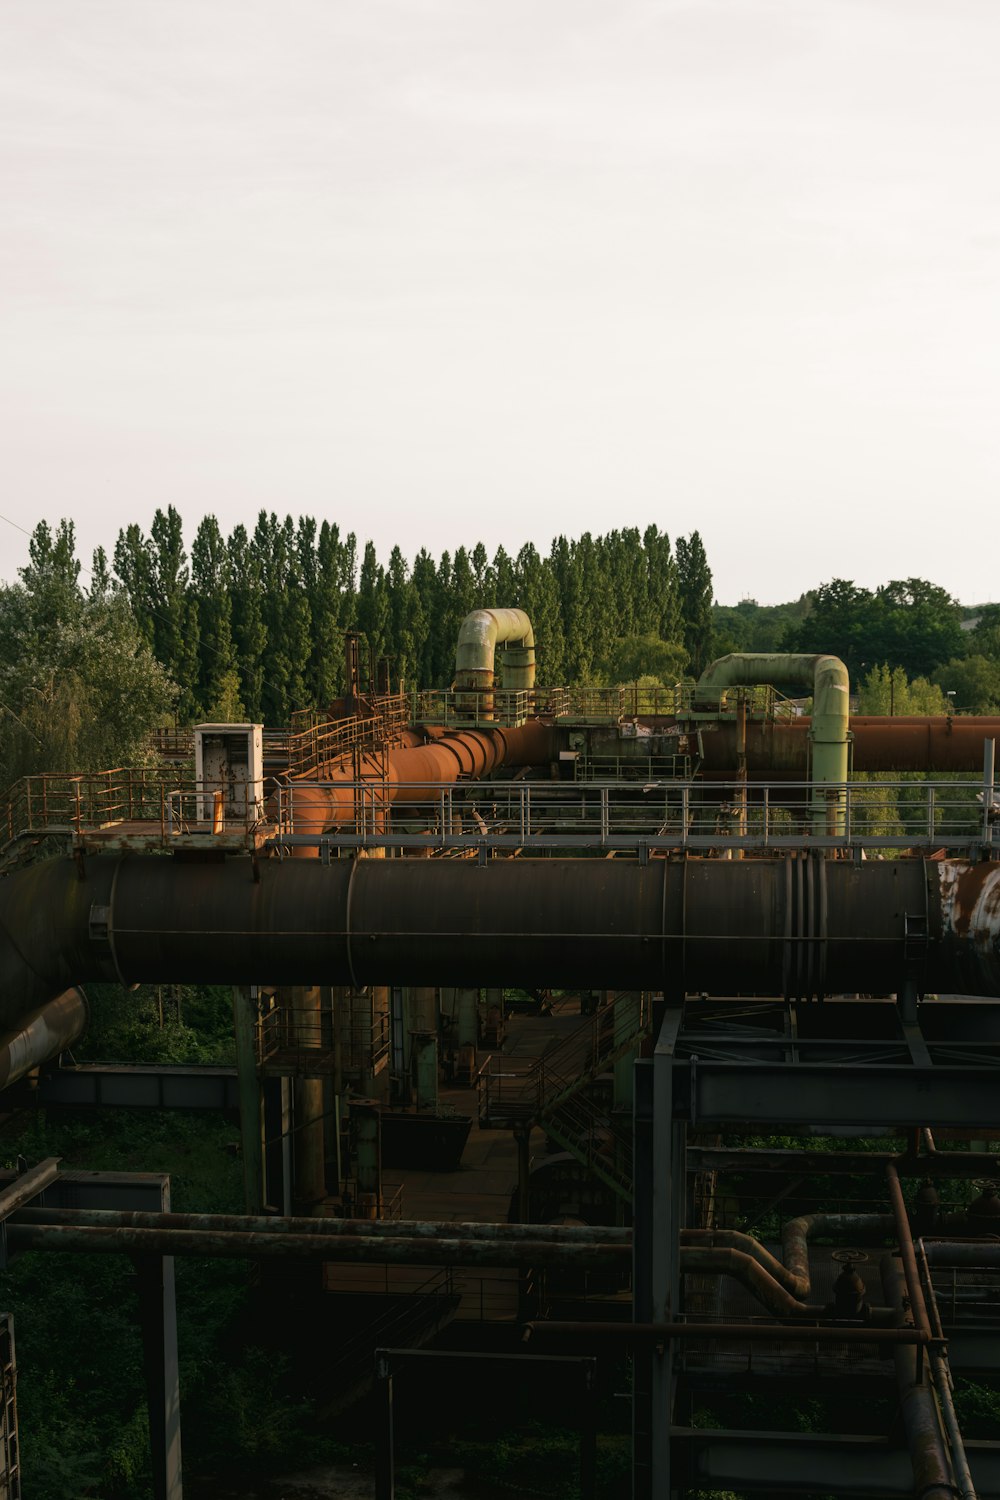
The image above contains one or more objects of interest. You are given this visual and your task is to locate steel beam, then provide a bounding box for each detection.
[677,1058,1000,1127]
[672,1428,1000,1497]
[32,1064,240,1112]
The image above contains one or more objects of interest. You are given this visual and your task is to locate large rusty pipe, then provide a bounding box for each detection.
[0,856,998,1029]
[287,721,556,835]
[696,715,1000,778]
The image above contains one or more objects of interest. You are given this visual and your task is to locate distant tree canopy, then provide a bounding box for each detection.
[103,510,707,723]
[5,512,999,789]
[781,577,965,680]
[0,521,175,786]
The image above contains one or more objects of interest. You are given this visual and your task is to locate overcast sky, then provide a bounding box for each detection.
[2,0,998,604]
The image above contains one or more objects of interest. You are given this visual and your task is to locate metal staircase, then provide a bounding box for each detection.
[478,991,649,1202]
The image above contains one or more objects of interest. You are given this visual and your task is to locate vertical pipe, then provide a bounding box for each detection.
[984,738,996,850]
[291,986,327,1213]
[231,986,263,1215]
[515,1127,532,1224]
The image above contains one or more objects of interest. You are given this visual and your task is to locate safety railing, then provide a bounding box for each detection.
[256,1006,390,1077]
[478,992,648,1129]
[285,694,411,778]
[0,768,270,863]
[147,726,293,762]
[272,775,998,855]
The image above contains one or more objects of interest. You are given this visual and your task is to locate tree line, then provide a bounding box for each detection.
[716,579,1000,713]
[104,510,715,722]
[2,512,999,792]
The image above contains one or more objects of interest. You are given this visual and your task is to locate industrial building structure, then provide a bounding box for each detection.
[0,608,999,1497]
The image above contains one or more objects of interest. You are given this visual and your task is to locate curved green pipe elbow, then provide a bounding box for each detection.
[454,608,536,692]
[694,651,850,790]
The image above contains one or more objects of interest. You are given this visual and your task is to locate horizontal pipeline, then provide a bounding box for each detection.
[0,853,998,1028]
[523,1320,931,1347]
[13,1207,630,1244]
[5,1223,629,1269]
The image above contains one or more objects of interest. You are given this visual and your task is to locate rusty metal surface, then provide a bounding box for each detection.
[13,1206,630,1242]
[938,860,1000,996]
[284,720,557,836]
[5,1221,628,1267]
[2,855,1000,1033]
[697,715,1000,778]
[680,1245,820,1317]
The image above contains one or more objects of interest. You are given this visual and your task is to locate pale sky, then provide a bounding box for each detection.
[2,1,998,604]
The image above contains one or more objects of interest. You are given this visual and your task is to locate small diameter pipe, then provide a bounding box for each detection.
[885,1162,932,1339]
[921,1242,1000,1269]
[5,1223,628,1269]
[523,1320,930,1347]
[684,1217,894,1302]
[881,1255,956,1500]
[679,1246,822,1318]
[12,1207,630,1244]
[917,1240,979,1500]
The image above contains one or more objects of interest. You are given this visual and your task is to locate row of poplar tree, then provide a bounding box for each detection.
[105,508,715,724]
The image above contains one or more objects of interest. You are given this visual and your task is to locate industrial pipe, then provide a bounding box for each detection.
[4,1222,627,1269]
[679,1246,821,1318]
[694,653,850,830]
[0,855,998,1030]
[454,608,535,718]
[12,1207,631,1244]
[523,1319,930,1347]
[285,720,556,836]
[682,1216,894,1301]
[880,1254,956,1500]
[0,989,88,1088]
[694,715,1000,779]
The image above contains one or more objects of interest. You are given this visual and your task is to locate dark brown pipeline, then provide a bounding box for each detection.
[696,715,1000,778]
[0,855,997,1031]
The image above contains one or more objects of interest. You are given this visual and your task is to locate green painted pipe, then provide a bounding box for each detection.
[694,652,850,832]
[454,608,536,701]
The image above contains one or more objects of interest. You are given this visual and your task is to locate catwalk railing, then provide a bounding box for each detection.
[3,772,995,861]
[273,775,997,855]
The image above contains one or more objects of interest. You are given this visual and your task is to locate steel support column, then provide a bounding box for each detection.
[231,987,263,1214]
[133,1253,182,1500]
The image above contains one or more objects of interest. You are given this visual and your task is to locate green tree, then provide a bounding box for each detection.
[933,656,1000,713]
[676,531,714,676]
[856,664,950,716]
[787,577,963,679]
[227,524,267,720]
[0,522,175,785]
[191,516,244,720]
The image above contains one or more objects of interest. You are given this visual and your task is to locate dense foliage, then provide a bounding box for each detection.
[109,509,710,723]
[3,513,999,790]
[0,521,174,785]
